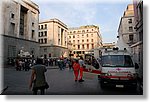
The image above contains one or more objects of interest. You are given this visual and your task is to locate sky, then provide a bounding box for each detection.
[31,0,132,43]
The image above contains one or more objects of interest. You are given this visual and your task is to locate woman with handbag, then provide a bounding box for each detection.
[29,58,49,95]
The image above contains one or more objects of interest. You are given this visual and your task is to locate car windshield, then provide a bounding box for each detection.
[101,55,134,67]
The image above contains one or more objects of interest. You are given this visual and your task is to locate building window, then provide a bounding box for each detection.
[69,36,71,38]
[38,39,40,43]
[39,25,40,29]
[87,39,89,42]
[92,44,94,49]
[78,40,79,43]
[128,19,132,23]
[77,35,79,38]
[78,45,80,49]
[82,45,84,49]
[45,24,47,29]
[65,41,67,46]
[129,34,133,41]
[73,31,76,33]
[41,25,43,29]
[44,31,47,36]
[73,35,75,38]
[78,31,81,33]
[31,30,35,39]
[82,34,84,38]
[32,22,34,27]
[82,30,85,33]
[91,39,94,42]
[82,40,84,43]
[44,48,47,52]
[20,13,24,35]
[129,26,133,32]
[38,32,40,37]
[41,39,43,44]
[87,44,89,49]
[58,39,60,45]
[41,32,43,36]
[11,13,15,19]
[44,38,47,43]
[73,40,75,43]
[91,34,93,37]
[87,34,88,37]
[9,23,15,35]
[87,30,89,32]
[8,45,16,58]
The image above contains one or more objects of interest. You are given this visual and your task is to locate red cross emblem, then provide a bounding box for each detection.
[116,68,121,71]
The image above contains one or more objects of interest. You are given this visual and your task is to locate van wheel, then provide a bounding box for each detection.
[100,81,105,89]
[98,75,100,80]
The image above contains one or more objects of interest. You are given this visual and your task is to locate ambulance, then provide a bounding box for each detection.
[99,47,139,88]
[83,47,139,89]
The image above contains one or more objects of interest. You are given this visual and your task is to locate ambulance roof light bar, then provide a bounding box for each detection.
[113,47,119,51]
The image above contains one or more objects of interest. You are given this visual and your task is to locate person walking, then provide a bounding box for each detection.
[29,58,49,95]
[72,59,80,82]
[78,56,85,82]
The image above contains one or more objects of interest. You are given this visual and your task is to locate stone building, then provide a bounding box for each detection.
[117,4,137,52]
[68,25,102,58]
[1,0,40,64]
[38,18,68,58]
[132,0,143,82]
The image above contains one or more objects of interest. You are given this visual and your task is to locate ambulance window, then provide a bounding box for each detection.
[101,55,134,67]
[124,55,134,67]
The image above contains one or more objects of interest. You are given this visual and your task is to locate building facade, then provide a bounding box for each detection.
[1,0,40,64]
[132,0,143,81]
[38,18,68,58]
[117,4,137,52]
[68,25,102,58]
[102,42,116,49]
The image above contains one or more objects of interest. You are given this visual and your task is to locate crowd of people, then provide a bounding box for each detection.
[7,57,60,71]
[15,58,36,71]
[57,56,85,82]
[7,56,87,95]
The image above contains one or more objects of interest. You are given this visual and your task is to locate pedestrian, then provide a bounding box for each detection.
[15,58,20,71]
[29,58,49,95]
[57,58,64,70]
[72,59,80,82]
[78,56,85,82]
[68,59,72,70]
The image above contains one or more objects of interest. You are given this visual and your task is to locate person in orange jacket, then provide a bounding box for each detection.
[78,56,85,82]
[73,59,80,82]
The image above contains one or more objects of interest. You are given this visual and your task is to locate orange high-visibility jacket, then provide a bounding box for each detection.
[73,62,80,71]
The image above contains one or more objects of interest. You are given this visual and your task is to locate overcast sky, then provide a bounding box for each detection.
[31,0,132,43]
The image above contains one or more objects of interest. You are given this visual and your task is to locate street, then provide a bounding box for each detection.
[2,67,141,95]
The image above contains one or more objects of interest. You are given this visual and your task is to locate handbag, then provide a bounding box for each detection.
[45,82,49,89]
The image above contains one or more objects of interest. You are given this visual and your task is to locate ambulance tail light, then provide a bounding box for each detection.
[101,73,112,76]
[127,74,135,79]
[127,74,133,78]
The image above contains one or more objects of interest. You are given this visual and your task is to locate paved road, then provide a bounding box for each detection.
[2,66,141,95]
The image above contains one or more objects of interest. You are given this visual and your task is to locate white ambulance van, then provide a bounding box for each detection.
[99,47,139,88]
